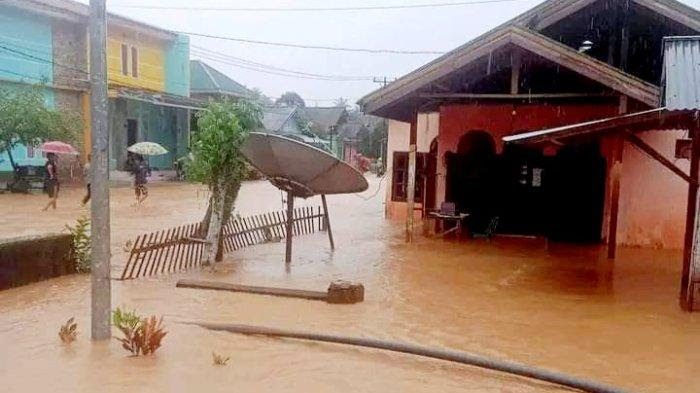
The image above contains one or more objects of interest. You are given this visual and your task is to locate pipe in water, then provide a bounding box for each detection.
[188,322,628,393]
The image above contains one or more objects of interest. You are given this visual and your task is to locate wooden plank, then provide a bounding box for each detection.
[510,50,520,95]
[232,220,244,249]
[276,211,286,238]
[234,219,249,247]
[625,132,697,185]
[254,215,265,241]
[188,224,197,268]
[682,127,700,310]
[265,213,279,239]
[175,225,188,272]
[406,111,418,243]
[177,279,328,302]
[233,219,247,246]
[134,231,156,278]
[142,230,163,277]
[156,228,173,274]
[262,213,276,241]
[607,135,624,259]
[121,234,141,280]
[322,195,335,250]
[166,226,182,273]
[153,228,172,275]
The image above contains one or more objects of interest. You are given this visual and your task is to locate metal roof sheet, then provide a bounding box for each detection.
[662,36,700,111]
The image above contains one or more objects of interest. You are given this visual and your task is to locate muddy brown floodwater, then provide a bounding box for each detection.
[0,177,699,392]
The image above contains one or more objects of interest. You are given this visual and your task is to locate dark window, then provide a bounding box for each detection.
[126,119,138,146]
[391,152,426,202]
[131,46,139,78]
[120,43,129,75]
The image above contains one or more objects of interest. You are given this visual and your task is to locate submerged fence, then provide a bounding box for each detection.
[120,206,325,280]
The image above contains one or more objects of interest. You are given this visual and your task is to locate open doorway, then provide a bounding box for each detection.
[445,131,497,233]
[444,131,606,242]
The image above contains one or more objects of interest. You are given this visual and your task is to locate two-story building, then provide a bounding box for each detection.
[0,0,194,176]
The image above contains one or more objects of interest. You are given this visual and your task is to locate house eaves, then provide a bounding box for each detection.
[15,0,177,41]
[359,26,659,118]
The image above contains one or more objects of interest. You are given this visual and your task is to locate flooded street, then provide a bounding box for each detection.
[1,177,699,392]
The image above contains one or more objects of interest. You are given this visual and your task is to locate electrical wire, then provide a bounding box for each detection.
[111,0,526,12]
[182,30,446,55]
[353,173,387,200]
[191,46,374,81]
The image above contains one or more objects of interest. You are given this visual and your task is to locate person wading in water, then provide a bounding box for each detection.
[42,153,60,211]
[133,155,149,205]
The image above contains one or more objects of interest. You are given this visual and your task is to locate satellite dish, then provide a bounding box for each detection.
[240,132,369,263]
[241,132,368,198]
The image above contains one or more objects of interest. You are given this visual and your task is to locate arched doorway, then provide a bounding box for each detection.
[445,131,497,233]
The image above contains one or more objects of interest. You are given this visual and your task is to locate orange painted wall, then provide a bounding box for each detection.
[614,130,688,249]
[385,102,690,248]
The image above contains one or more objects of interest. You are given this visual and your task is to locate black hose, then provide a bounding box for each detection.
[189,322,629,393]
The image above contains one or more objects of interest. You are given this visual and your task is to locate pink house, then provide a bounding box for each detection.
[359,0,700,309]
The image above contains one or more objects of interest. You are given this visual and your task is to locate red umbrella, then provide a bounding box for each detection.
[41,141,79,155]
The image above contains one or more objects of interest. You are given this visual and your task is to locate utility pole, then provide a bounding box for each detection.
[89,0,111,340]
[373,77,395,87]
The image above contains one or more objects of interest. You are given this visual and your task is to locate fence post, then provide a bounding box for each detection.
[285,191,294,264]
[322,195,335,250]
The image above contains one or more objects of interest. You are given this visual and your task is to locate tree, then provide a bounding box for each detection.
[0,86,80,173]
[249,88,273,106]
[275,91,305,108]
[187,99,262,265]
[358,120,387,159]
[334,97,349,108]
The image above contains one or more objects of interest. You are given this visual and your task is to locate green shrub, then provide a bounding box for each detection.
[65,216,91,273]
[112,307,167,356]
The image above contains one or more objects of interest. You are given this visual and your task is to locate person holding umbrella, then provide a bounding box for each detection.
[127,142,168,205]
[40,141,78,211]
[42,152,60,211]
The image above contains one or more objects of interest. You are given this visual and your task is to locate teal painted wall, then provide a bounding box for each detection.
[109,98,188,171]
[164,34,190,97]
[0,6,53,84]
[0,7,55,172]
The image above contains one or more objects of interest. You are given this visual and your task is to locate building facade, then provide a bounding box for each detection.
[360,0,700,250]
[0,0,193,176]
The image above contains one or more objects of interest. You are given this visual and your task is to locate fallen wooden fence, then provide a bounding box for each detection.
[120,206,325,280]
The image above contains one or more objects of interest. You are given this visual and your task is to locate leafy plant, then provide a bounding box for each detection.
[0,86,80,173]
[58,317,77,344]
[187,99,262,264]
[212,352,230,366]
[65,216,91,273]
[112,307,167,356]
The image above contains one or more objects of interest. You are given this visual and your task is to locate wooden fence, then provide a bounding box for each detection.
[120,206,325,280]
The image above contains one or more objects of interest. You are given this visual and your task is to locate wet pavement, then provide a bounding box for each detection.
[0,177,698,392]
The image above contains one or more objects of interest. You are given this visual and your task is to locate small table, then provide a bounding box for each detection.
[428,212,470,238]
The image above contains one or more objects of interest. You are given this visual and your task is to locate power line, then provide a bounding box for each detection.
[191,45,375,81]
[110,0,524,12]
[0,44,89,76]
[182,30,446,55]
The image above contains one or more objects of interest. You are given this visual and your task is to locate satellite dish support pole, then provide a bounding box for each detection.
[285,191,294,264]
[321,194,335,250]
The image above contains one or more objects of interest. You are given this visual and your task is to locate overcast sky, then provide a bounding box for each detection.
[87,0,700,106]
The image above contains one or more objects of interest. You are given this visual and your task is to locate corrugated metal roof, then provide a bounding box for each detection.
[260,107,297,132]
[190,60,251,98]
[662,36,700,111]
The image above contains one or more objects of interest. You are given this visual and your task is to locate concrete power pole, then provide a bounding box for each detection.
[89,0,111,340]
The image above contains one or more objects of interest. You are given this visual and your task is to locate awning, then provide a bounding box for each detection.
[503,108,697,145]
[114,88,206,111]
